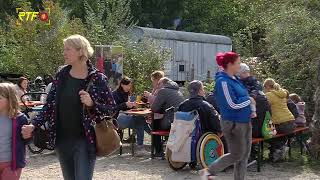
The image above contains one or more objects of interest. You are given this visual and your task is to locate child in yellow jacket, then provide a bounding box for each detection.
[263,78,295,162]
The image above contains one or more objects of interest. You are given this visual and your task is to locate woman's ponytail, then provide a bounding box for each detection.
[273,83,281,90]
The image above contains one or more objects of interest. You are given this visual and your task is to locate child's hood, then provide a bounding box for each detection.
[270,88,288,98]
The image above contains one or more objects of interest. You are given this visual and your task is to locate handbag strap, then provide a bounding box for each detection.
[82,75,116,127]
[83,76,95,121]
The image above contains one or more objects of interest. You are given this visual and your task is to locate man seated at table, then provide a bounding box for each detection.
[151,77,184,158]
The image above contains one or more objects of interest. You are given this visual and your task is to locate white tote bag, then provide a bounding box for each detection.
[167,111,198,152]
[171,136,192,162]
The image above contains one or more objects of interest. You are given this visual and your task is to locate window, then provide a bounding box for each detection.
[179,65,185,72]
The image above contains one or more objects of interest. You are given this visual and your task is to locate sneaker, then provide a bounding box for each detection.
[153,152,165,159]
[280,146,289,160]
[135,146,150,157]
[272,149,282,162]
[247,160,257,167]
[199,169,216,180]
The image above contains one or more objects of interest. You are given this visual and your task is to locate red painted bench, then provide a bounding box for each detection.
[252,127,310,172]
[151,130,170,159]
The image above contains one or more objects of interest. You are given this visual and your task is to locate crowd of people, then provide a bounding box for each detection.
[0,34,307,180]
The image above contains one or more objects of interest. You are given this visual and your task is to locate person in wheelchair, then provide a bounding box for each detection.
[151,77,184,158]
[178,80,221,135]
[179,80,228,156]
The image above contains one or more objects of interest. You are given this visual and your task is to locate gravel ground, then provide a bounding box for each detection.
[21,146,320,180]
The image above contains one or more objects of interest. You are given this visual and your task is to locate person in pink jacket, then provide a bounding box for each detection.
[289,93,306,127]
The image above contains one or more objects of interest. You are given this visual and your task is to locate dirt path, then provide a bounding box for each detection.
[21,149,320,180]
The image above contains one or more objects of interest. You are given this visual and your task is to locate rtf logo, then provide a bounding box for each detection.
[16,8,51,26]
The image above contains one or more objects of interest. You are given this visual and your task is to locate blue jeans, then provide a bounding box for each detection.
[117,114,149,146]
[55,138,96,180]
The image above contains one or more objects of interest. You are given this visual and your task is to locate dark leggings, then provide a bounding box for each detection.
[152,119,170,154]
[269,121,294,152]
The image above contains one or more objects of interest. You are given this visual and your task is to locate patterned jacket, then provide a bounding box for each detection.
[32,62,116,149]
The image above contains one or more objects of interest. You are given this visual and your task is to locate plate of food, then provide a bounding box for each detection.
[131,108,147,111]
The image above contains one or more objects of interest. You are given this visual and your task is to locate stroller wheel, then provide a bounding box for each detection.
[165,147,187,171]
[196,133,224,168]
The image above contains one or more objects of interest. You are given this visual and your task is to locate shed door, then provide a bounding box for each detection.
[175,41,189,82]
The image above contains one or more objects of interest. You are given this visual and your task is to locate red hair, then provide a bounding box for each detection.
[216,52,239,69]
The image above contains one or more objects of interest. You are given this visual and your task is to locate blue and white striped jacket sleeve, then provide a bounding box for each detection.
[221,81,251,109]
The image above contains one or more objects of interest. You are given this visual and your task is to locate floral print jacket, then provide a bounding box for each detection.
[32,62,116,149]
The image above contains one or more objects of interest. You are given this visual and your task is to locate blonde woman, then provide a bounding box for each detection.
[22,35,116,180]
[263,78,294,162]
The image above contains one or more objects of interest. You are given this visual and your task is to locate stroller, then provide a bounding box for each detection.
[166,110,224,170]
[20,92,53,154]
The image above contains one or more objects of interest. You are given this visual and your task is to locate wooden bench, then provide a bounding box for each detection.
[252,127,310,172]
[151,130,170,159]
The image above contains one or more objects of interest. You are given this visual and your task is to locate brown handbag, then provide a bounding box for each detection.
[85,77,121,156]
[90,117,121,156]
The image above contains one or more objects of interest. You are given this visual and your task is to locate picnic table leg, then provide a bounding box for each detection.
[257,142,260,172]
[257,141,263,172]
[298,133,304,155]
[288,138,292,159]
[151,134,154,159]
[119,130,123,155]
[131,129,136,156]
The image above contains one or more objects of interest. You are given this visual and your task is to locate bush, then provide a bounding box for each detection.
[0,1,86,78]
[118,37,170,94]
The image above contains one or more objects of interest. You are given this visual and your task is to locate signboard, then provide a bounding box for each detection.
[94,45,124,90]
[16,7,51,26]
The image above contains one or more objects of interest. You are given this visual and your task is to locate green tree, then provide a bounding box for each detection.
[181,0,248,36]
[84,0,135,44]
[0,1,86,78]
[131,0,184,29]
[118,37,169,94]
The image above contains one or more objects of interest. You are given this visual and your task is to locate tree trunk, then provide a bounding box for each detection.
[310,59,320,159]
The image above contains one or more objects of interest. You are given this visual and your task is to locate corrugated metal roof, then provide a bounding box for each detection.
[130,27,232,45]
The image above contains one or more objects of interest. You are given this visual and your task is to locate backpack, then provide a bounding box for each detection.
[261,111,277,138]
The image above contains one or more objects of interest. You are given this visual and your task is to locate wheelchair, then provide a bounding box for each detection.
[166,110,224,170]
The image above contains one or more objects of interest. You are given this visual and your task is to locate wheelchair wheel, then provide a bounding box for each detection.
[196,133,224,168]
[165,147,187,171]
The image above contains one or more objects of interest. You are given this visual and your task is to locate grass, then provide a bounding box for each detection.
[261,141,320,173]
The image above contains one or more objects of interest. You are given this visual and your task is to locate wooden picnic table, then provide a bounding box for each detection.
[121,108,152,156]
[123,108,152,116]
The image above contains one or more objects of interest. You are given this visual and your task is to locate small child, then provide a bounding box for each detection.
[289,93,306,127]
[239,63,261,118]
[238,63,263,97]
[0,83,30,180]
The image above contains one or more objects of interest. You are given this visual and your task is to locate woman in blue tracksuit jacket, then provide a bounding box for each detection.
[200,52,255,180]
